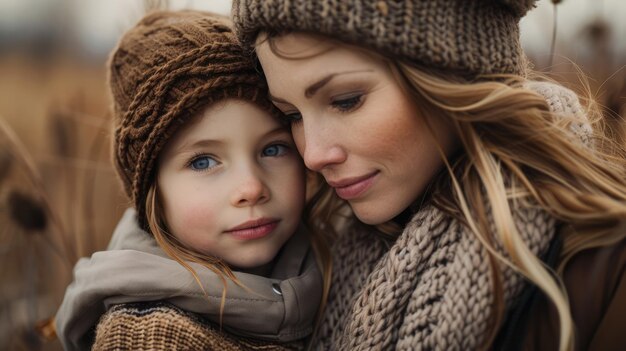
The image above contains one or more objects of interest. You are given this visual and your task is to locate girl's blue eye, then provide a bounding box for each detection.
[262,144,288,157]
[190,156,218,171]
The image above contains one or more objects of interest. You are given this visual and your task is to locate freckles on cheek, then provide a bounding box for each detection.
[364,117,413,161]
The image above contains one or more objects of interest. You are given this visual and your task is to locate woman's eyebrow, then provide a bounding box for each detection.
[304,69,373,98]
[269,69,374,104]
[262,125,291,138]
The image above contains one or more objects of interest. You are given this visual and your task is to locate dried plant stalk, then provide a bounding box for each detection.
[0,140,12,184]
[0,118,76,265]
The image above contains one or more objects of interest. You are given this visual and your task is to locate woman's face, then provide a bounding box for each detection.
[157,99,305,269]
[256,33,456,225]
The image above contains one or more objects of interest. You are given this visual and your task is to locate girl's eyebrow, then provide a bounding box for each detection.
[269,69,374,104]
[263,126,291,138]
[175,126,289,154]
[175,139,223,154]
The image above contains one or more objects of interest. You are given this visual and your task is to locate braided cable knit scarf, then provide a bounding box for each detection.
[314,82,589,350]
[315,205,555,350]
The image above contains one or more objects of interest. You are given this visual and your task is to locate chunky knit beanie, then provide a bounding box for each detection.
[232,0,538,77]
[109,10,274,229]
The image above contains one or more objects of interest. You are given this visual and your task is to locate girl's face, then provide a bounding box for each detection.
[157,100,305,269]
[256,33,457,225]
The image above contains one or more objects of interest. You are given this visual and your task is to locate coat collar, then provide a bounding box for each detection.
[56,209,322,351]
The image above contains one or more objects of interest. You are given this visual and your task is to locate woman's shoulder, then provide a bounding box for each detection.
[93,301,304,351]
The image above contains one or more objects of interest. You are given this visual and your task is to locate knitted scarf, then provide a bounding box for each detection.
[315,204,556,350]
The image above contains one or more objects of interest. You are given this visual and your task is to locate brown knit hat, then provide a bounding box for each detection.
[109,10,274,229]
[232,0,538,77]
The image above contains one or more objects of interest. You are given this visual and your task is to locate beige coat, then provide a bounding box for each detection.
[55,209,322,351]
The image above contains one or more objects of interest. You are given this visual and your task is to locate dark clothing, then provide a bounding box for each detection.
[523,236,626,351]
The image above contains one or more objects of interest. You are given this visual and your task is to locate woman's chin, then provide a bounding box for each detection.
[351,204,397,226]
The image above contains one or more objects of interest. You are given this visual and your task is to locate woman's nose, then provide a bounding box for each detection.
[297,118,347,172]
[230,170,270,207]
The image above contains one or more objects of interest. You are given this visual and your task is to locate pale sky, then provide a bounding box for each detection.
[0,0,624,61]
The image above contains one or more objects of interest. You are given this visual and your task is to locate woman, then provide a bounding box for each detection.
[231,0,626,350]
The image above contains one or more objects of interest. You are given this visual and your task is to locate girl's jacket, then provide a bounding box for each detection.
[55,209,322,351]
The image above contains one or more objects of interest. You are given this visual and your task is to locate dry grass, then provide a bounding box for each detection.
[0,4,171,349]
[1,117,72,350]
[0,54,126,350]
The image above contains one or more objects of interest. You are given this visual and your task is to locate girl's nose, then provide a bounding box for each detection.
[231,171,270,207]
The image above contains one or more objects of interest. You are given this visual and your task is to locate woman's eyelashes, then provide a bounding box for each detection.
[280,92,365,125]
[283,111,303,124]
[330,92,364,113]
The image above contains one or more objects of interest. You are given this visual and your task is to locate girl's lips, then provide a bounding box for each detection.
[225,219,279,240]
[329,171,379,200]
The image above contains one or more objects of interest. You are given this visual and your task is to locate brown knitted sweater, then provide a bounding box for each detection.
[93,302,303,351]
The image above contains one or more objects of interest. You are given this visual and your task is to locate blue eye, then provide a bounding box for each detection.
[262,144,288,157]
[189,156,218,171]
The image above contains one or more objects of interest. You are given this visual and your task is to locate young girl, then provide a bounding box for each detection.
[233,0,626,350]
[55,10,326,351]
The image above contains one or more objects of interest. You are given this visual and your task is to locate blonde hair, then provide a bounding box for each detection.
[145,177,332,342]
[264,34,626,351]
[394,63,626,351]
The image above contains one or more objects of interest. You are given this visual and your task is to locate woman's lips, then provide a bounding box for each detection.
[328,171,379,200]
[225,218,279,240]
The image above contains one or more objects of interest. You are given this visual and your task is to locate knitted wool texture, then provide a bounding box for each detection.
[93,302,303,351]
[315,205,555,350]
[232,0,538,77]
[109,10,274,228]
[311,82,589,350]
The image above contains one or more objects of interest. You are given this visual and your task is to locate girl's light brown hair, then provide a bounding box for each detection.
[145,184,237,326]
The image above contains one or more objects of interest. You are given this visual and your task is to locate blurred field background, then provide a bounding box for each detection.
[0,0,624,350]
